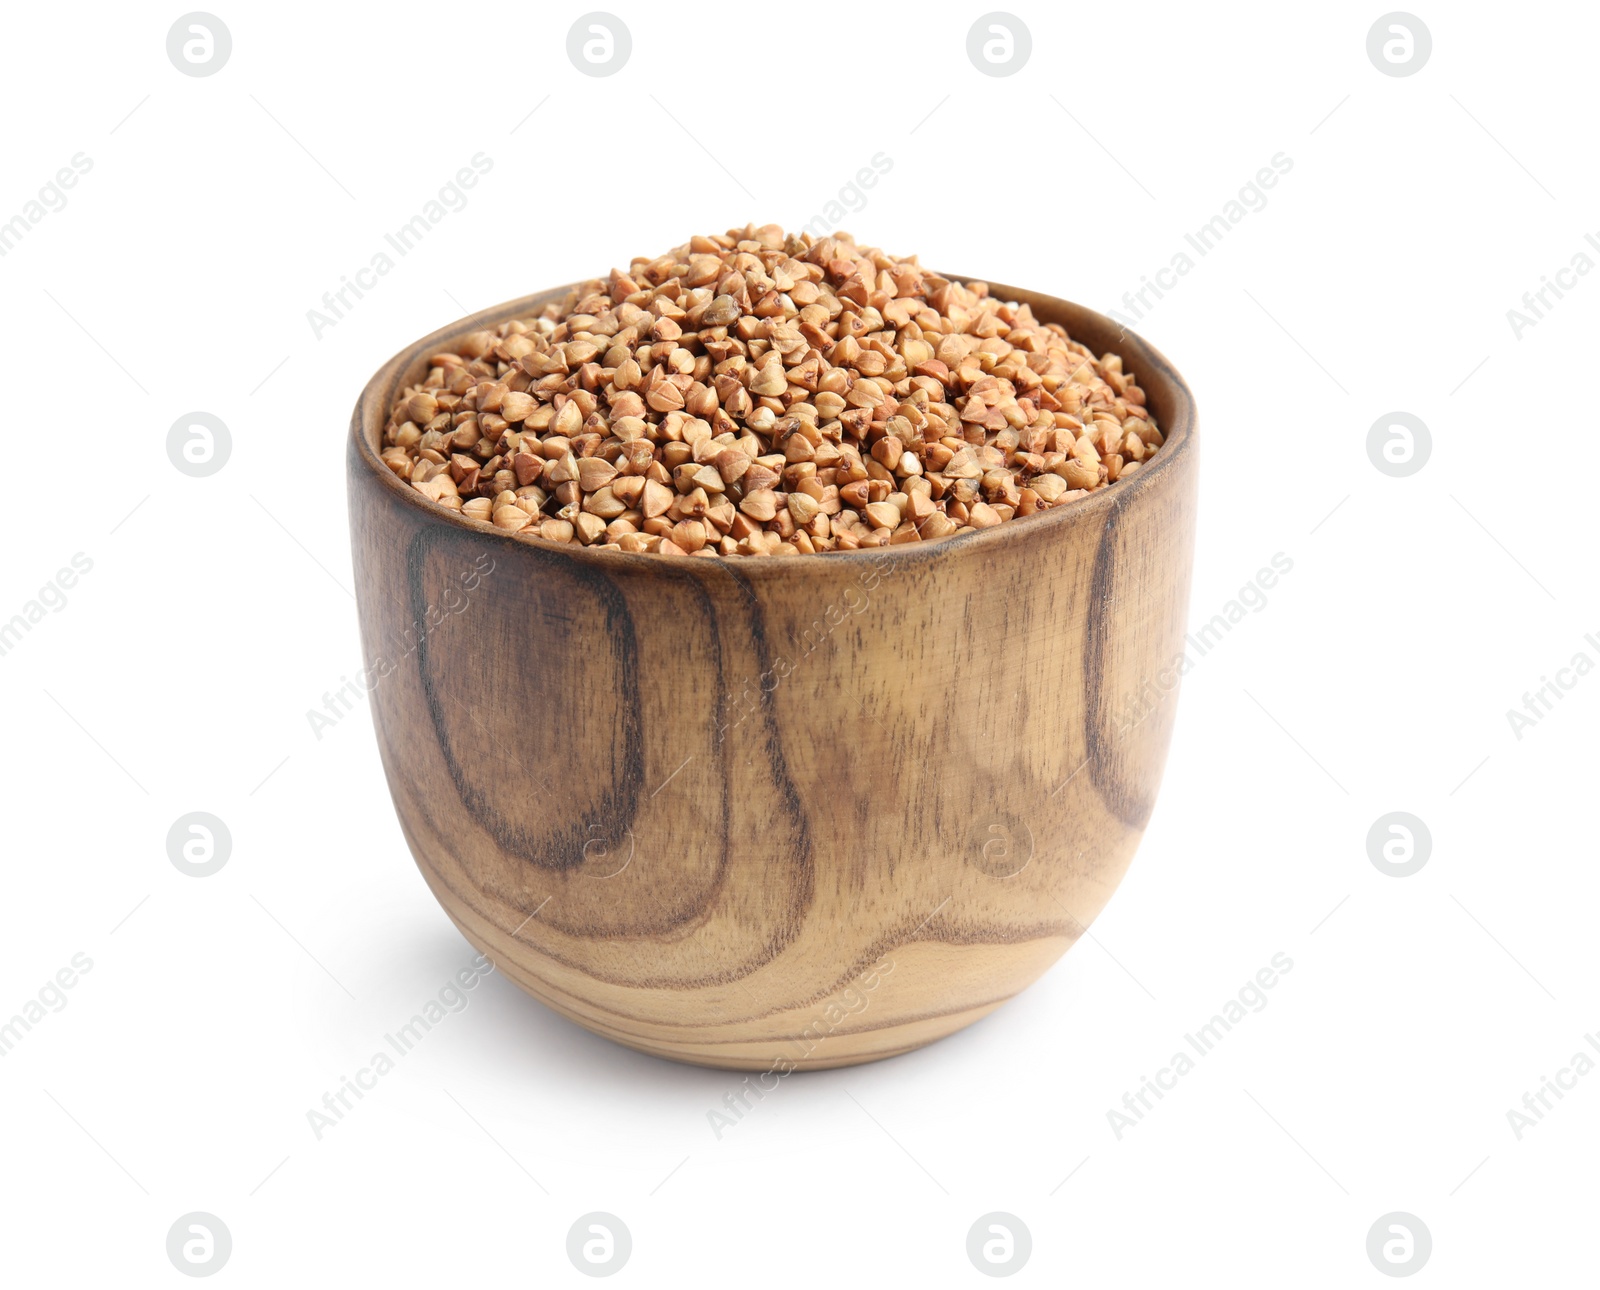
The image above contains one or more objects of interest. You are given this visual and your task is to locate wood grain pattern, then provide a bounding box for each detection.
[347,280,1198,1070]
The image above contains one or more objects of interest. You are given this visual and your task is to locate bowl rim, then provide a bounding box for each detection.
[349,275,1196,575]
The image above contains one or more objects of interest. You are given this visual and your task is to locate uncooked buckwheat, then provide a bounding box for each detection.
[380,224,1163,556]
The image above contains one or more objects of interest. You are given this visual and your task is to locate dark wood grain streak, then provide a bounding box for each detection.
[348,277,1198,1070]
[407,524,646,872]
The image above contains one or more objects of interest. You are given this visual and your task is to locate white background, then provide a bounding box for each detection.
[1,0,1595,1284]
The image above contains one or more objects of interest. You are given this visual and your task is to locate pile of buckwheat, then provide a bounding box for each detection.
[380,225,1162,556]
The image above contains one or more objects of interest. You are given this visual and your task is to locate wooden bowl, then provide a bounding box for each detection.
[347,280,1197,1071]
